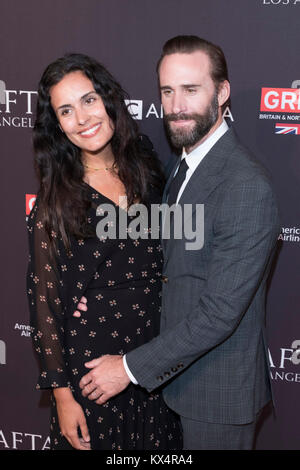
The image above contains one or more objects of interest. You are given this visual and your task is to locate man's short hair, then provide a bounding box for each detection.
[157,35,230,111]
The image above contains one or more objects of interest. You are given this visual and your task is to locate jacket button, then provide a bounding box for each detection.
[164,371,171,377]
[157,376,164,382]
[178,363,184,368]
[171,367,178,373]
[162,275,168,283]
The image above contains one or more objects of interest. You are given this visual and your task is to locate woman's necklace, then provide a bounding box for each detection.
[84,163,113,172]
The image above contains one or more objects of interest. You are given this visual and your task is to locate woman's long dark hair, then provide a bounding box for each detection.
[34,53,165,250]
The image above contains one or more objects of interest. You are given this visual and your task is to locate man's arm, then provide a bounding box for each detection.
[125,175,280,391]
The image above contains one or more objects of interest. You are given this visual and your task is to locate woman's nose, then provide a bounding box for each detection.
[76,107,89,125]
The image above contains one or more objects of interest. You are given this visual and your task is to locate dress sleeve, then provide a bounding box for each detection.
[27,200,70,390]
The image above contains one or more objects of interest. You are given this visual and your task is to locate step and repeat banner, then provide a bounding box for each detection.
[0,0,299,450]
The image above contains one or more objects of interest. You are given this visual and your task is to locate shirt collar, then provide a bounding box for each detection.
[182,120,229,171]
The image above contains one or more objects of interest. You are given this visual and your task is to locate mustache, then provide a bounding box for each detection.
[164,113,200,122]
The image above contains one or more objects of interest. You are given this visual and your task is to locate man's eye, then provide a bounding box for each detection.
[187,88,197,94]
[162,90,172,96]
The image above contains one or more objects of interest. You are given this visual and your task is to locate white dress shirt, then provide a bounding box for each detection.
[175,119,229,204]
[123,119,229,384]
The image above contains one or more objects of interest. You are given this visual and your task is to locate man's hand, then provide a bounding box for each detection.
[79,355,130,405]
[73,296,87,318]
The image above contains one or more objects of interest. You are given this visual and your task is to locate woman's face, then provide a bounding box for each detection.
[50,70,114,157]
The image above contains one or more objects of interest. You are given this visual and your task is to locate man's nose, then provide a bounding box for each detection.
[171,92,187,115]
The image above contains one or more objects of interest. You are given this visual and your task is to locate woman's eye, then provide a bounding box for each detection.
[85,96,97,104]
[60,108,71,116]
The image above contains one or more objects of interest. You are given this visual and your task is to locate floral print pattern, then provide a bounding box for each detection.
[27,186,182,450]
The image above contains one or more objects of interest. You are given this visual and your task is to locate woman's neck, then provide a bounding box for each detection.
[82,146,115,170]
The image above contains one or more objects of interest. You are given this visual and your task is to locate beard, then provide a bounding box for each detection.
[164,91,219,150]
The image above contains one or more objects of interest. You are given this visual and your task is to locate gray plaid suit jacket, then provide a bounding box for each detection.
[126,128,280,425]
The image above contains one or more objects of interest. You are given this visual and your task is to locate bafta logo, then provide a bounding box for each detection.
[0,80,6,105]
[0,340,6,365]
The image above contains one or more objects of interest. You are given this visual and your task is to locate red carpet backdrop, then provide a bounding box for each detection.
[0,0,299,450]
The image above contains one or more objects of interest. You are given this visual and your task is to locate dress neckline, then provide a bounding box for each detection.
[84,182,129,213]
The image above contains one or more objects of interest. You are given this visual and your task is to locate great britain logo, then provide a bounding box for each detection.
[259,81,300,135]
[275,123,300,135]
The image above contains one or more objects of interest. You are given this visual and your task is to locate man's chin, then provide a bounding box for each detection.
[169,134,193,149]
[169,125,195,143]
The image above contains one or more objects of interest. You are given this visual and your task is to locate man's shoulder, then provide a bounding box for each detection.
[222,128,273,187]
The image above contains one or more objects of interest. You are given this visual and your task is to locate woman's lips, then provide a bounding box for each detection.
[79,123,101,137]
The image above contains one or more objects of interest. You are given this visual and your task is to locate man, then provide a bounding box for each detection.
[76,36,280,450]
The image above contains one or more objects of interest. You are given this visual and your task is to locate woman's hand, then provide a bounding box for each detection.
[53,387,91,450]
[73,296,87,318]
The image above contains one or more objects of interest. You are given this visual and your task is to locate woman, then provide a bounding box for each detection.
[27,53,182,450]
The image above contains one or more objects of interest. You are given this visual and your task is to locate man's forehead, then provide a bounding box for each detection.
[159,51,212,83]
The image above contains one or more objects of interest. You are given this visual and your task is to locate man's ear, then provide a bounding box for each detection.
[218,80,230,108]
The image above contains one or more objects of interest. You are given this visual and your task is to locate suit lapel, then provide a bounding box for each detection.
[163,128,238,260]
[179,128,237,205]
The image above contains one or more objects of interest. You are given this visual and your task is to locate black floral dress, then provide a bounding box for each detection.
[27,186,182,450]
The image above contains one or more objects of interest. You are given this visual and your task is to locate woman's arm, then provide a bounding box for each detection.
[27,200,90,450]
[27,200,69,388]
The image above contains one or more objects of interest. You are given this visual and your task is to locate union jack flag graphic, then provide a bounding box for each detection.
[275,123,300,135]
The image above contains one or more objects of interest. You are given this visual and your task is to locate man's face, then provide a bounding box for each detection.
[159,51,224,152]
